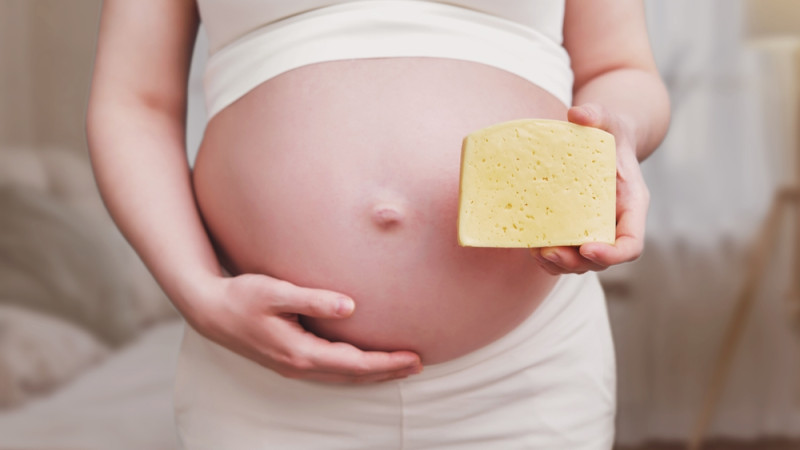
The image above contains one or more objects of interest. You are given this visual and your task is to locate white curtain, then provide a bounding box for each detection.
[606,0,800,444]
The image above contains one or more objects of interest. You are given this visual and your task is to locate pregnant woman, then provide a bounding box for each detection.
[87,0,669,448]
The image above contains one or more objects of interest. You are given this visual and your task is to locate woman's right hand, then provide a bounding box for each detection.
[185,273,423,383]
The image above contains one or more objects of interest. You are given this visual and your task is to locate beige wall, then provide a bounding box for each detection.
[0,0,102,154]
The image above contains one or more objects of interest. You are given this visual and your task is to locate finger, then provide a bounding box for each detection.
[540,246,608,273]
[294,359,424,384]
[567,103,607,129]
[269,281,355,319]
[568,104,636,151]
[261,320,423,380]
[530,248,567,275]
[285,343,422,383]
[279,364,423,384]
[580,187,648,266]
[299,336,423,378]
[581,215,645,266]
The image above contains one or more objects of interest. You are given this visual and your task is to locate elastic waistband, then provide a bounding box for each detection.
[203,0,573,119]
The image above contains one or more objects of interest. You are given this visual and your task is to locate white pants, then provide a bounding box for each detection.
[174,273,616,449]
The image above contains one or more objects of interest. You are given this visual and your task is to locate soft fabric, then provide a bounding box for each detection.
[175,273,615,449]
[198,0,573,118]
[0,149,177,346]
[0,147,98,202]
[197,0,567,53]
[0,305,110,408]
[0,320,183,450]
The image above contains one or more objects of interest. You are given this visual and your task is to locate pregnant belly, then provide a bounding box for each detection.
[193,58,566,364]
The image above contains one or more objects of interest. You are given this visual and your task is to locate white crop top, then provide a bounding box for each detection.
[196,0,573,119]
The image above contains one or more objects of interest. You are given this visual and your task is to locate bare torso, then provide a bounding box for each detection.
[193,58,566,364]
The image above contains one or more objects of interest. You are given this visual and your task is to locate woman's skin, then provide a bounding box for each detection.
[87,0,669,383]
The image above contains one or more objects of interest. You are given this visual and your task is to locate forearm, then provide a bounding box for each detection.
[87,102,221,319]
[572,67,670,162]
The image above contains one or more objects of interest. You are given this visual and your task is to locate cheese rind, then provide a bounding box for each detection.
[457,119,616,248]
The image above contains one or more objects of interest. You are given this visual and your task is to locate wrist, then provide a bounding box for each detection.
[166,267,227,326]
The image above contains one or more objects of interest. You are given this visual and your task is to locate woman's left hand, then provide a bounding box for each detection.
[530,103,650,274]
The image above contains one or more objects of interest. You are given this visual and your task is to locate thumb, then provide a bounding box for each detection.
[567,103,606,129]
[271,282,355,319]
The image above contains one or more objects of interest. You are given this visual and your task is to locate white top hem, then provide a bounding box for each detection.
[203,1,574,119]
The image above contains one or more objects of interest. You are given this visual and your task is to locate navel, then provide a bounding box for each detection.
[371,204,405,229]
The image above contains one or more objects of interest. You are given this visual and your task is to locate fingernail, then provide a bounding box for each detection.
[581,248,598,261]
[543,251,560,263]
[581,104,598,120]
[336,297,354,315]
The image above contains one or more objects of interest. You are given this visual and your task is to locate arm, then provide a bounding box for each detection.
[565,0,670,161]
[87,0,420,382]
[531,0,671,273]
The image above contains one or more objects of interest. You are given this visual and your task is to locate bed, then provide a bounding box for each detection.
[0,148,183,449]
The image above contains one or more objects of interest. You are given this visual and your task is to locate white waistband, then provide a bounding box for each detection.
[203,1,574,119]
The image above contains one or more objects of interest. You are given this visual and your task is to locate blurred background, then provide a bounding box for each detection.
[0,0,798,449]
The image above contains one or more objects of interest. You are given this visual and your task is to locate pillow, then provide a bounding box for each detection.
[0,305,110,409]
[0,147,97,199]
[0,148,50,193]
[0,149,178,345]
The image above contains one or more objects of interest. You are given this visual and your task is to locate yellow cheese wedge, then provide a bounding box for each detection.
[458,119,616,248]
